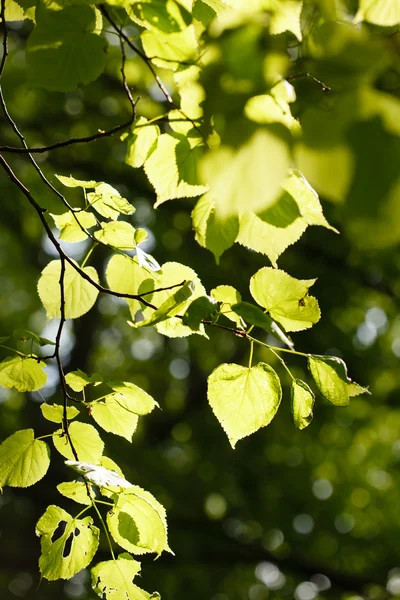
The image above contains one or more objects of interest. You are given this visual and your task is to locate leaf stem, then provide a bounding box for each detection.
[247,335,310,358]
[248,341,254,368]
[267,347,295,381]
[81,243,97,268]
[91,499,116,560]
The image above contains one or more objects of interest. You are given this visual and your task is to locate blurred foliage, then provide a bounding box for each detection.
[1,0,400,599]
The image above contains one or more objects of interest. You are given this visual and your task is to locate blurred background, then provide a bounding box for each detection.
[1,11,400,600]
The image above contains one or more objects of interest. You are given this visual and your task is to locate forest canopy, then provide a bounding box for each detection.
[0,1,400,599]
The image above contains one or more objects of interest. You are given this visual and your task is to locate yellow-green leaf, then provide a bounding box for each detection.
[38,260,99,320]
[0,429,50,488]
[52,422,104,463]
[0,355,47,392]
[91,554,158,600]
[90,396,139,441]
[291,379,315,429]
[308,355,368,407]
[57,480,94,505]
[94,221,136,250]
[126,117,160,168]
[207,362,282,448]
[40,403,80,423]
[50,210,97,243]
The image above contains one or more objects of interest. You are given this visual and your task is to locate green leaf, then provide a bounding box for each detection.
[192,193,239,262]
[250,267,320,332]
[269,0,302,40]
[90,397,139,441]
[207,362,282,448]
[0,429,50,489]
[291,379,315,429]
[231,302,294,348]
[26,5,107,92]
[94,221,136,250]
[134,280,195,327]
[107,487,172,556]
[210,285,244,327]
[65,369,103,392]
[126,117,160,168]
[0,355,47,392]
[55,175,98,188]
[53,422,104,462]
[108,382,158,415]
[51,210,97,243]
[40,403,80,423]
[57,481,94,506]
[308,355,368,407]
[144,133,208,207]
[13,329,55,346]
[182,296,218,330]
[106,254,157,318]
[87,183,135,220]
[202,129,290,220]
[356,0,400,26]
[129,0,191,33]
[4,0,34,21]
[91,554,159,600]
[141,25,198,71]
[140,262,207,337]
[36,505,99,580]
[244,81,298,129]
[37,260,99,320]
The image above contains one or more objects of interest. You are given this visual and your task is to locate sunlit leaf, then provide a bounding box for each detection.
[134,280,195,327]
[65,369,103,393]
[87,183,135,220]
[0,429,50,488]
[107,486,172,556]
[36,505,99,580]
[308,355,368,407]
[94,221,136,250]
[90,396,139,441]
[250,267,320,332]
[192,193,239,262]
[57,481,94,506]
[51,211,97,243]
[91,554,159,600]
[107,381,158,415]
[356,0,400,26]
[231,302,294,348]
[52,422,104,463]
[210,285,243,327]
[141,25,198,70]
[38,260,99,320]
[126,117,160,168]
[65,459,132,489]
[106,254,157,318]
[291,379,315,429]
[207,362,282,448]
[40,404,80,423]
[0,355,47,392]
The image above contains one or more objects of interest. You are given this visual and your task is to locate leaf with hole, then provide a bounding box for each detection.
[91,553,159,600]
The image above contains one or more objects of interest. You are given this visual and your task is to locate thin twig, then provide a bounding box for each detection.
[0,0,8,80]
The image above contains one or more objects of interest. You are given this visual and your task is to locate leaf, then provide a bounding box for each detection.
[134,280,195,327]
[244,81,298,129]
[40,403,80,423]
[140,262,207,338]
[269,0,302,40]
[13,329,55,346]
[94,222,136,250]
[231,302,294,348]
[0,429,50,489]
[57,481,94,506]
[106,254,157,318]
[87,183,135,220]
[36,505,99,580]
[192,193,239,262]
[207,362,282,448]
[356,0,400,26]
[51,210,97,243]
[90,397,139,441]
[182,296,219,330]
[52,422,104,463]
[55,175,98,188]
[210,285,243,327]
[0,355,47,392]
[144,133,208,207]
[202,129,290,220]
[38,260,99,320]
[250,267,320,332]
[108,382,158,415]
[129,0,191,33]
[291,379,315,429]
[65,459,133,489]
[65,369,103,393]
[26,4,107,92]
[4,0,34,21]
[141,25,198,71]
[91,553,159,600]
[126,117,160,168]
[107,487,172,556]
[308,355,368,407]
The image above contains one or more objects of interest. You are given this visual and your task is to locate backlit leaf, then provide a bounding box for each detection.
[94,221,136,250]
[0,429,50,488]
[36,505,99,580]
[250,267,320,332]
[356,0,400,26]
[107,487,172,556]
[53,422,104,463]
[231,302,293,348]
[51,211,97,243]
[38,260,99,320]
[106,254,157,318]
[126,117,160,168]
[65,369,103,393]
[210,285,243,327]
[0,356,47,392]
[207,362,282,448]
[308,355,368,407]
[40,404,80,423]
[90,396,139,441]
[108,381,158,415]
[134,280,195,327]
[291,379,315,429]
[57,481,93,506]
[87,183,135,220]
[192,193,239,262]
[91,554,159,600]
[141,25,198,70]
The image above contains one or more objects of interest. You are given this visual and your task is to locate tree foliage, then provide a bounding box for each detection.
[0,0,399,599]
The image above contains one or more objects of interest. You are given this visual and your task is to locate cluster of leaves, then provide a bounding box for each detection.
[1,0,398,598]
